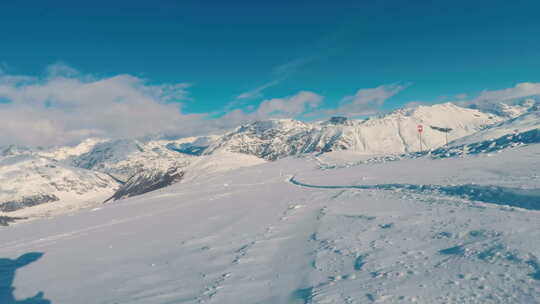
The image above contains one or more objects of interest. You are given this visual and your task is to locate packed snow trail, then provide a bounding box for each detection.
[289,177,540,210]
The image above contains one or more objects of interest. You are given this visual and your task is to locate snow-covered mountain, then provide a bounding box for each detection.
[425,110,540,159]
[0,138,196,219]
[205,103,502,159]
[0,137,265,218]
[69,138,195,182]
[37,138,109,161]
[451,110,540,146]
[0,154,118,219]
[466,96,540,118]
[2,102,539,220]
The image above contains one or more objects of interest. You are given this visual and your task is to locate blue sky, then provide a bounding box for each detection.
[0,0,540,145]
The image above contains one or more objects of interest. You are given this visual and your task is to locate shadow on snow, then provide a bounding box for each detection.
[289,178,540,211]
[0,252,51,303]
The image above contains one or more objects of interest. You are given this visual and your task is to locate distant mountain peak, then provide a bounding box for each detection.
[202,103,503,160]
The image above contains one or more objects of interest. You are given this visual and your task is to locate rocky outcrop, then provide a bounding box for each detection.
[105,168,184,202]
[0,216,27,226]
[0,194,59,212]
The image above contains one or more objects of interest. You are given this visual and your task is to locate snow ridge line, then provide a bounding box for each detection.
[288,177,540,211]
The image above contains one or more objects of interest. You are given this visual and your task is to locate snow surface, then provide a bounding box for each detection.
[1,142,539,303]
[1,102,540,303]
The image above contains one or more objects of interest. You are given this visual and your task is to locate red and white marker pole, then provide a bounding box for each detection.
[417,124,423,152]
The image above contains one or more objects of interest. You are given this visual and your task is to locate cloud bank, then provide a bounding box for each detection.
[454,82,540,113]
[0,66,198,146]
[473,83,540,103]
[0,64,417,147]
[6,64,538,148]
[222,91,323,125]
[334,84,408,116]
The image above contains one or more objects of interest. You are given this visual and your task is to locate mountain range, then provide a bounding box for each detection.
[1,100,538,223]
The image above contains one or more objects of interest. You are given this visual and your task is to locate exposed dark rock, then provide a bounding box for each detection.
[0,194,59,212]
[0,216,27,226]
[430,125,453,133]
[166,143,208,156]
[105,167,184,202]
[328,116,348,125]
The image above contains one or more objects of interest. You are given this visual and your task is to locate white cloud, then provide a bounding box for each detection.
[473,82,540,103]
[221,91,323,126]
[235,79,283,101]
[231,55,319,105]
[0,69,35,86]
[0,66,197,146]
[325,83,408,116]
[272,55,318,76]
[402,101,427,109]
[454,82,540,112]
[0,64,414,147]
[46,62,80,78]
[0,65,328,147]
[256,91,322,116]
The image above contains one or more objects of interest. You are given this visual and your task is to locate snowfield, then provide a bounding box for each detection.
[1,102,539,303]
[1,143,540,303]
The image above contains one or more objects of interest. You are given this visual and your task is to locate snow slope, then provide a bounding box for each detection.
[313,109,540,170]
[181,151,267,183]
[0,155,118,219]
[70,138,195,182]
[0,141,539,303]
[451,110,540,146]
[0,138,265,218]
